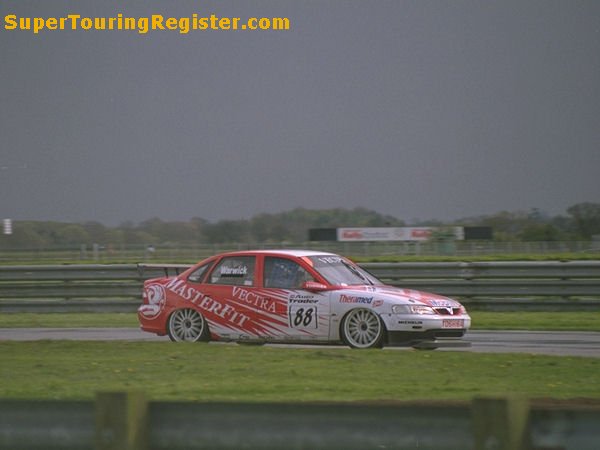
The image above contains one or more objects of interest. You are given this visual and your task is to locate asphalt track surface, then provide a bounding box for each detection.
[1,328,599,358]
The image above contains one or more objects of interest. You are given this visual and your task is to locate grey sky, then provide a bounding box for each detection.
[1,1,599,225]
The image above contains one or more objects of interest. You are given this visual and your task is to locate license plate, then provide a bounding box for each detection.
[442,319,464,329]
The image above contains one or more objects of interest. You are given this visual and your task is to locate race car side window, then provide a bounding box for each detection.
[208,256,255,286]
[187,262,213,283]
[264,257,313,289]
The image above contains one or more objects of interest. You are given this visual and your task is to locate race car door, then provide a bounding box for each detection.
[263,256,331,342]
[198,254,295,340]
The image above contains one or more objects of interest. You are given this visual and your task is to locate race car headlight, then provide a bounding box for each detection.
[391,305,410,314]
[392,304,436,315]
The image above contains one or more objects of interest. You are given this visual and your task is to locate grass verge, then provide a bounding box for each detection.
[469,311,600,331]
[1,341,598,401]
[0,313,139,328]
[1,311,599,331]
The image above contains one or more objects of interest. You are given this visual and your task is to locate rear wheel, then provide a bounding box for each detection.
[167,309,209,342]
[340,309,384,349]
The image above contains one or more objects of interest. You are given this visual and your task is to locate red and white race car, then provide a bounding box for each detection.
[137,250,471,349]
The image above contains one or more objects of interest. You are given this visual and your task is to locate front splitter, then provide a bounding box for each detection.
[411,340,472,349]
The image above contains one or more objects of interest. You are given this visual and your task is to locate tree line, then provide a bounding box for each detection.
[1,203,598,249]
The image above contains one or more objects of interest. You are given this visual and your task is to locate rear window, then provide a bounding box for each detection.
[208,256,256,286]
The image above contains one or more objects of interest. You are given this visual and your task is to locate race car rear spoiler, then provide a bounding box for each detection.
[137,263,193,278]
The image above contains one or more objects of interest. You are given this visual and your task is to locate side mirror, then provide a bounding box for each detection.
[302,281,328,292]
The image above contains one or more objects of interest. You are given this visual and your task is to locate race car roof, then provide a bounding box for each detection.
[223,249,338,258]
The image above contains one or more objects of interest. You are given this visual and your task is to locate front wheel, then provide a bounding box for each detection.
[167,309,209,342]
[340,309,384,349]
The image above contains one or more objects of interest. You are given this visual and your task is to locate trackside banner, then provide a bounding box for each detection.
[337,227,465,242]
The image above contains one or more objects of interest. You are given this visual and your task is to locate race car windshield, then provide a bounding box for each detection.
[307,255,381,286]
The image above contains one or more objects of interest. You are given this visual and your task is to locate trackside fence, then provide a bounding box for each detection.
[0,241,597,263]
[0,261,599,312]
[0,393,598,450]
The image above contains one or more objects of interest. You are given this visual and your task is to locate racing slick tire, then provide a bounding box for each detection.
[167,308,210,342]
[340,308,384,349]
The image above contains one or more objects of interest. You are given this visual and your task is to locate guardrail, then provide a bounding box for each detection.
[366,260,600,311]
[0,392,598,449]
[0,261,599,312]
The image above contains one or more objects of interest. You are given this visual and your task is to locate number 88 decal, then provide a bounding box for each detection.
[289,305,318,329]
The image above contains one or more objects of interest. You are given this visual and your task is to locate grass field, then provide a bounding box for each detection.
[1,341,598,402]
[2,311,598,403]
[1,311,599,331]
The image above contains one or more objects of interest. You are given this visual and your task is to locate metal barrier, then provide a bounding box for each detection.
[0,261,599,312]
[0,392,598,449]
[0,264,161,313]
[365,260,600,311]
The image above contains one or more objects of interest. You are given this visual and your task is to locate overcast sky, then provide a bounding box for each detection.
[1,1,599,225]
